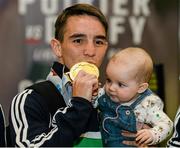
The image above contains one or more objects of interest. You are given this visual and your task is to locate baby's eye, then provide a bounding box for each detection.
[118,82,125,88]
[106,78,111,83]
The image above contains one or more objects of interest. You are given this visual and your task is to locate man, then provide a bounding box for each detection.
[9,3,108,147]
[167,106,180,147]
[0,104,6,146]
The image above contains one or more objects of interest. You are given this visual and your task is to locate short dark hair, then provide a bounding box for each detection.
[54,3,108,42]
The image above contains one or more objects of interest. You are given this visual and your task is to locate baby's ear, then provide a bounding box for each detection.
[138,83,149,93]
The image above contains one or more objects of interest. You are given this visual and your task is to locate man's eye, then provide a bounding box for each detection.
[95,39,107,46]
[73,39,82,43]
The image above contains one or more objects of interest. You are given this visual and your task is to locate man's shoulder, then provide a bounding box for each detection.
[25,80,59,100]
[25,80,66,115]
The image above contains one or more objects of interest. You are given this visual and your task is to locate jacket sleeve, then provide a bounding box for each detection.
[0,104,6,147]
[167,107,180,147]
[9,89,95,147]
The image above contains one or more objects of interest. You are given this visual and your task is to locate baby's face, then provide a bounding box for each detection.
[105,60,140,103]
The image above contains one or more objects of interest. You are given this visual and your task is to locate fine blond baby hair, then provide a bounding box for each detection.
[109,47,153,83]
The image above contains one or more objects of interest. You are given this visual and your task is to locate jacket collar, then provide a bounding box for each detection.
[52,62,69,78]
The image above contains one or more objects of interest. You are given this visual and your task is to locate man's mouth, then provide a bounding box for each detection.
[86,61,96,65]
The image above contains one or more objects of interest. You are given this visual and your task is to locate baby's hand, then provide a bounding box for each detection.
[136,129,153,145]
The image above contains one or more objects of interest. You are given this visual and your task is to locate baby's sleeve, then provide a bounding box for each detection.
[92,87,105,108]
[145,95,173,144]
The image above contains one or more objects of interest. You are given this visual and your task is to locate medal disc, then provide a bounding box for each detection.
[69,62,99,81]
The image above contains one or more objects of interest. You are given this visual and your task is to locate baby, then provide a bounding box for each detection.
[97,47,173,147]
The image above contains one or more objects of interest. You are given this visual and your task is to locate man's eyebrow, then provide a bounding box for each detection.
[69,33,86,39]
[69,34,107,41]
[96,35,107,41]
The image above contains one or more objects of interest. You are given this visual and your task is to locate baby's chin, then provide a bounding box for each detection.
[109,96,121,103]
[109,95,129,104]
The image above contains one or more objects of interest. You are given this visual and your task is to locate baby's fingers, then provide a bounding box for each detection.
[136,130,153,145]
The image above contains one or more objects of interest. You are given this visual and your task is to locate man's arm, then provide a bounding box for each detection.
[167,107,180,147]
[0,104,6,146]
[9,89,94,147]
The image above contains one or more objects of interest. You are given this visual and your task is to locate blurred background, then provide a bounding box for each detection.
[0,0,179,145]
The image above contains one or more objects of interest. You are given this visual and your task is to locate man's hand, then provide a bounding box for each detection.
[72,70,98,101]
[121,130,138,146]
[122,123,151,147]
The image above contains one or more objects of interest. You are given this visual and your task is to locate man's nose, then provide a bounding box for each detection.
[83,42,96,57]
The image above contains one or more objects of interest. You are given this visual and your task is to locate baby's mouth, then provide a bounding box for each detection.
[109,94,116,99]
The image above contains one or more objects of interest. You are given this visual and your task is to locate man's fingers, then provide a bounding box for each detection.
[121,130,136,137]
[122,140,138,146]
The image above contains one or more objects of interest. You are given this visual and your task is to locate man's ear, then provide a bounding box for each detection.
[138,83,149,93]
[50,38,62,58]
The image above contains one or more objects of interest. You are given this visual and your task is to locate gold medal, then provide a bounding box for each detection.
[69,62,99,81]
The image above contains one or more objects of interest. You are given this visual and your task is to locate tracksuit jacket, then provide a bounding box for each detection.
[0,105,6,146]
[9,62,99,147]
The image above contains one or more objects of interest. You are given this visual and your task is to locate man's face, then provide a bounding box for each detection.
[59,15,108,69]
